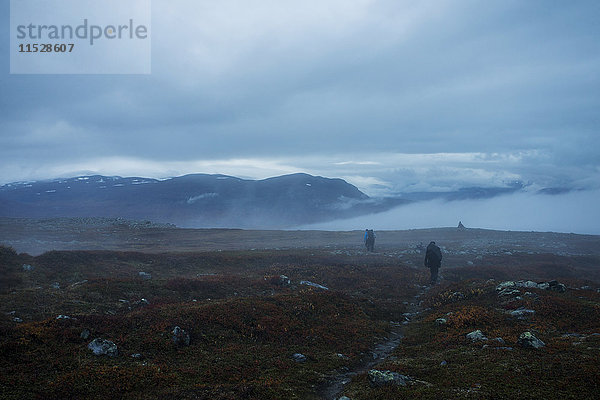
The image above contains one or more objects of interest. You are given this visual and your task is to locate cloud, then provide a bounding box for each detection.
[0,0,599,229]
[300,189,600,235]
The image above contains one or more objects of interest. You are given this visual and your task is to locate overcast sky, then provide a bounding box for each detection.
[2,0,599,201]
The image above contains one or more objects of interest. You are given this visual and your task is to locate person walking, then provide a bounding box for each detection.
[424,241,442,284]
[364,229,375,252]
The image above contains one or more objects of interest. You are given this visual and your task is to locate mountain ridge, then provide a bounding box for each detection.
[0,173,403,228]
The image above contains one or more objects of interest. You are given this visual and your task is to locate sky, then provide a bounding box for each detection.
[1,1,599,231]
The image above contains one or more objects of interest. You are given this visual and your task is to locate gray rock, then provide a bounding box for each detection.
[279,275,291,286]
[292,353,307,362]
[546,280,566,293]
[80,329,90,340]
[138,271,152,280]
[435,318,447,326]
[172,326,190,346]
[509,308,535,318]
[496,281,516,291]
[22,264,34,272]
[88,338,118,356]
[131,353,144,359]
[13,317,23,323]
[440,360,448,366]
[56,315,72,320]
[498,288,521,296]
[494,337,505,344]
[515,280,539,289]
[51,282,60,289]
[299,280,329,290]
[466,330,488,342]
[368,369,410,387]
[518,332,545,349]
[338,397,351,400]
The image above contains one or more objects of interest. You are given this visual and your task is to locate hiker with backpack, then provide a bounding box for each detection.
[364,229,375,252]
[424,241,442,284]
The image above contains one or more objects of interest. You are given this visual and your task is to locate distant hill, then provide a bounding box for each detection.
[0,173,405,228]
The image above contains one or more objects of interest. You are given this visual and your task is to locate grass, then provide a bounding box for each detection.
[1,245,599,399]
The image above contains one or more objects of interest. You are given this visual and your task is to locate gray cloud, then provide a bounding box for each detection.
[1,1,599,203]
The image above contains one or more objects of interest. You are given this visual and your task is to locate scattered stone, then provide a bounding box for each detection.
[13,317,23,323]
[51,282,60,289]
[299,280,329,290]
[517,280,539,289]
[279,275,291,286]
[88,338,118,356]
[496,281,516,291]
[440,360,448,366]
[435,318,447,326]
[466,330,488,342]
[368,369,410,387]
[467,261,474,265]
[69,280,88,288]
[56,315,72,320]
[498,288,521,296]
[509,308,535,319]
[292,353,307,362]
[22,264,34,272]
[451,292,465,300]
[138,271,152,280]
[131,353,144,359]
[546,280,566,293]
[562,333,585,338]
[80,329,90,340]
[172,326,190,346]
[518,332,545,349]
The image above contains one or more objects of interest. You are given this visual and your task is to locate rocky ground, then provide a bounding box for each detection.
[1,219,599,399]
[1,217,599,257]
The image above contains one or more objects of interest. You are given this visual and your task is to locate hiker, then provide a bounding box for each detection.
[424,241,442,284]
[364,229,375,252]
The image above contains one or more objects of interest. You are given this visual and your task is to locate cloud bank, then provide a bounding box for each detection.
[300,190,600,235]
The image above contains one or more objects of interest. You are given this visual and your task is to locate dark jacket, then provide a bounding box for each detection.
[424,242,442,268]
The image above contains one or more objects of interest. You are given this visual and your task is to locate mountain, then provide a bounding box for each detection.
[0,173,405,228]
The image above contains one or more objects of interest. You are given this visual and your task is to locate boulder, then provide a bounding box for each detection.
[138,271,152,280]
[88,338,118,356]
[172,326,190,346]
[299,280,329,290]
[509,308,535,318]
[292,353,307,362]
[518,332,545,349]
[498,287,521,296]
[279,275,291,286]
[496,281,516,291]
[466,330,488,342]
[368,369,410,387]
[546,280,566,293]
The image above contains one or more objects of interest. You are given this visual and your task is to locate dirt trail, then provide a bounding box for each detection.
[318,285,430,400]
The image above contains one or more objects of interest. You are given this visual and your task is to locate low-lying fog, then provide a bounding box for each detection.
[300,190,600,235]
